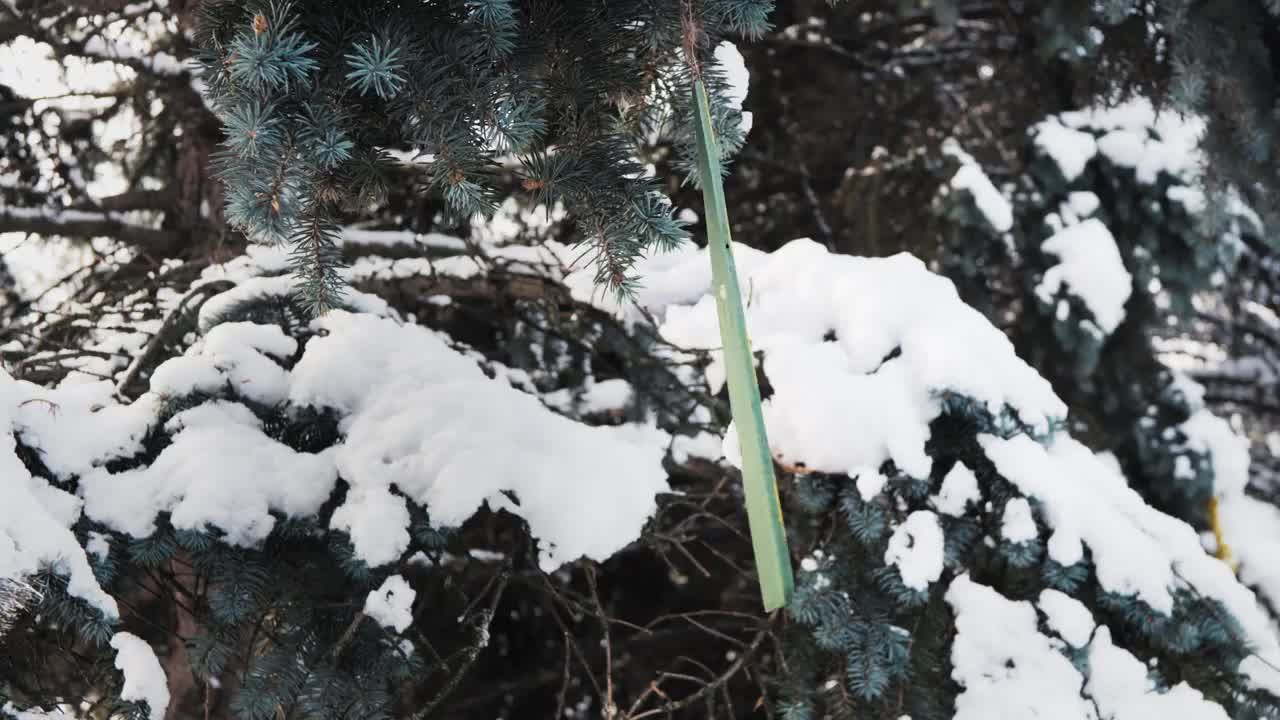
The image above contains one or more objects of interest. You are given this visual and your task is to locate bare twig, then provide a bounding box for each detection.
[410,567,511,719]
[554,632,572,719]
[328,611,367,662]
[626,612,778,720]
[585,566,616,719]
[114,279,234,397]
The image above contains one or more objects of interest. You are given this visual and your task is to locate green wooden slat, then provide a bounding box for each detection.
[691,79,794,612]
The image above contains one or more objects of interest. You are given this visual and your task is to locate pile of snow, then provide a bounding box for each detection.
[1031,119,1098,183]
[948,576,1232,720]
[1031,99,1265,241]
[65,309,669,573]
[885,511,944,591]
[0,232,670,617]
[940,139,1014,233]
[1000,497,1037,543]
[0,372,138,620]
[109,632,170,720]
[364,574,416,633]
[933,462,980,517]
[1033,99,1206,186]
[714,41,753,136]
[572,237,1064,478]
[1036,218,1133,335]
[947,575,1097,719]
[291,311,669,570]
[984,432,1280,695]
[80,401,338,546]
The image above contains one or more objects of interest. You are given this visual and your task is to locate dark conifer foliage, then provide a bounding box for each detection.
[905,0,1280,241]
[199,0,764,312]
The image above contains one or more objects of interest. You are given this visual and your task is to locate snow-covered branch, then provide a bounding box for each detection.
[0,206,179,252]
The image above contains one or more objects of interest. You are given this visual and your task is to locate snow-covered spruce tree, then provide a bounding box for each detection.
[933,103,1280,630]
[4,2,1280,720]
[6,222,1280,719]
[926,99,1280,638]
[937,105,1248,513]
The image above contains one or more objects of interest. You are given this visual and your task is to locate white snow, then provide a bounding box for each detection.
[86,531,111,562]
[1001,497,1037,543]
[1222,497,1280,627]
[330,486,411,567]
[1058,100,1205,185]
[1173,376,1280,627]
[79,401,337,545]
[363,574,416,633]
[197,244,292,284]
[1095,130,1147,173]
[855,466,888,500]
[2,703,72,718]
[1037,219,1133,335]
[714,41,752,136]
[1037,589,1095,648]
[579,378,633,413]
[942,139,1014,233]
[670,430,723,464]
[979,430,1280,695]
[109,632,170,720]
[11,379,157,481]
[950,576,1238,719]
[1085,627,1229,720]
[1179,408,1251,500]
[947,575,1095,720]
[196,274,391,331]
[933,462,980,517]
[1066,191,1100,218]
[1168,185,1207,213]
[1032,119,1098,183]
[1244,299,1280,331]
[290,311,670,572]
[623,239,1064,479]
[546,378,634,415]
[981,433,1172,612]
[0,373,122,620]
[6,182,1280,715]
[341,228,467,252]
[1170,371,1208,408]
[149,322,297,405]
[884,511,944,591]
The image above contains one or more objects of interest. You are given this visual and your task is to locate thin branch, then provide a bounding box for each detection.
[554,632,572,720]
[626,613,778,720]
[327,611,366,662]
[586,566,616,719]
[409,566,511,719]
[114,279,234,397]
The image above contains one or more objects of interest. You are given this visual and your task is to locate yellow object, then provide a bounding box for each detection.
[1207,496,1238,571]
